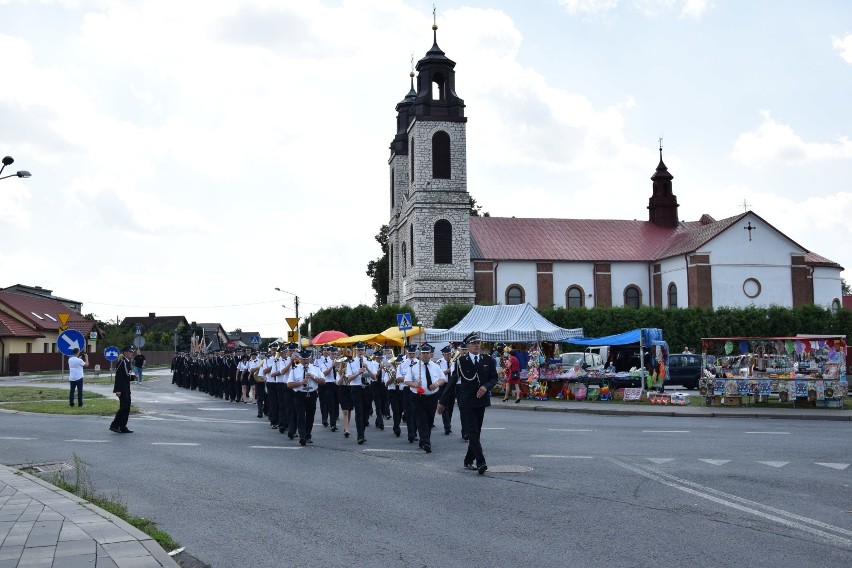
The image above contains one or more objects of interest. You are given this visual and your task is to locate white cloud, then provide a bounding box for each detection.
[558,0,619,16]
[832,33,852,64]
[732,111,852,168]
[679,0,711,19]
[634,0,711,18]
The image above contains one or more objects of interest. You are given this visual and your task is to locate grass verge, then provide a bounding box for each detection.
[51,453,180,552]
[0,386,138,415]
[33,377,116,385]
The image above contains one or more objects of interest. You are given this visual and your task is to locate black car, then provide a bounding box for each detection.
[667,353,703,389]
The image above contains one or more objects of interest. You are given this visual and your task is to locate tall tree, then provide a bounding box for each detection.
[367,224,389,305]
[469,195,490,217]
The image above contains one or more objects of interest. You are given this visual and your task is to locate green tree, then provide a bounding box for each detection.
[469,195,489,217]
[366,224,389,305]
[434,303,473,329]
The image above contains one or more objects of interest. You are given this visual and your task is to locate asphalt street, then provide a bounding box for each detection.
[1,370,851,568]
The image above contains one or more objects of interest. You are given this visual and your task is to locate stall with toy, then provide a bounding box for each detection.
[698,336,848,407]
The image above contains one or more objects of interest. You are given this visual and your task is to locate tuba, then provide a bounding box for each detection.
[335,355,352,385]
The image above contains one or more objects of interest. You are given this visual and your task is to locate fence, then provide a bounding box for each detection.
[5,350,177,375]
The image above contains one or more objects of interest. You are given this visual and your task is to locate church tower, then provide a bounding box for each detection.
[387,21,475,326]
[647,145,680,227]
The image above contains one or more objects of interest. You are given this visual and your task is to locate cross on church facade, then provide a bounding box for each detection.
[744,221,756,241]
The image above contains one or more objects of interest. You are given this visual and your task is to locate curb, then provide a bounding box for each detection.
[489,402,852,422]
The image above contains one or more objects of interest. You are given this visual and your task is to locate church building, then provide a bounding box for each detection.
[387,26,843,327]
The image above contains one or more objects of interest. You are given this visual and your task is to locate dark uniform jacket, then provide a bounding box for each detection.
[441,353,498,409]
[114,357,133,394]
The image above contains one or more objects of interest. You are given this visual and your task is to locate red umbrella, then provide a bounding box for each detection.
[311,330,348,345]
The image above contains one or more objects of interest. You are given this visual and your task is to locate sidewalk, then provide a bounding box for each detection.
[0,465,178,568]
[489,395,852,421]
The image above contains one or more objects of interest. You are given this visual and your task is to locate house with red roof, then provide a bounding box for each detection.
[0,289,102,374]
[384,31,843,325]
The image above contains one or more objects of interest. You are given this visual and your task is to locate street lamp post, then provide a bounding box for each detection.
[274,287,300,319]
[0,156,31,181]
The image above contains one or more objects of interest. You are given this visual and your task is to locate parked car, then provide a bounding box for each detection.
[561,352,603,369]
[667,353,703,389]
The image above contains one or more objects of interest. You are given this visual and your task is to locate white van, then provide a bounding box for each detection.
[561,351,604,369]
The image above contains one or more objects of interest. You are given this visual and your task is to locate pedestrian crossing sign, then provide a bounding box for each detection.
[397,313,412,331]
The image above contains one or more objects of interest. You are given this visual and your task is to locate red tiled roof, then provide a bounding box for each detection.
[0,313,43,338]
[470,212,842,269]
[0,291,95,333]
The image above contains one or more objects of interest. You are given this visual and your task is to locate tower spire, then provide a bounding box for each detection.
[433,3,437,43]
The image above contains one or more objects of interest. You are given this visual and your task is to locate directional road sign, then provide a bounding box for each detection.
[133,336,146,349]
[397,313,413,331]
[103,346,120,361]
[57,329,86,356]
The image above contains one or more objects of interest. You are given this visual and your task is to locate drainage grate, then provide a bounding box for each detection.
[486,465,534,473]
[15,462,73,475]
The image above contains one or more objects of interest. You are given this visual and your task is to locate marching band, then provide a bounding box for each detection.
[170,332,499,470]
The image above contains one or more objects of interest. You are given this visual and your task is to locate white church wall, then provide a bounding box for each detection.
[813,266,842,307]
[703,214,801,307]
[497,261,538,306]
[659,256,689,307]
[553,262,595,307]
[610,263,650,306]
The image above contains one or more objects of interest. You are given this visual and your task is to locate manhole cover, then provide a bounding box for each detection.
[486,465,534,473]
[15,462,73,475]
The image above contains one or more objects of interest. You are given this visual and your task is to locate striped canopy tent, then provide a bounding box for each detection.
[425,303,583,343]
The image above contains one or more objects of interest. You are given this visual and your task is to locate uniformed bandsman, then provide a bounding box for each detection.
[385,353,405,437]
[399,344,419,444]
[345,342,373,444]
[317,345,339,432]
[337,346,354,438]
[404,344,445,453]
[249,352,265,418]
[287,349,324,445]
[437,345,454,435]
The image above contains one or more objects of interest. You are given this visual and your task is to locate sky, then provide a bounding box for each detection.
[1,0,851,339]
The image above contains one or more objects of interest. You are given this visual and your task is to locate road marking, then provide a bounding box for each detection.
[150,443,199,446]
[642,430,689,433]
[66,439,108,443]
[746,431,790,435]
[646,458,675,464]
[531,455,593,459]
[0,436,37,440]
[548,428,597,432]
[197,407,245,411]
[757,461,789,468]
[816,463,849,471]
[611,458,852,547]
[362,449,417,453]
[482,427,506,430]
[699,459,730,466]
[250,446,303,450]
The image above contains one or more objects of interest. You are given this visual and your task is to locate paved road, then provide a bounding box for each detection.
[1,371,850,567]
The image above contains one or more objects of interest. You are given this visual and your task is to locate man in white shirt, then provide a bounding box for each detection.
[345,342,374,444]
[399,344,419,443]
[68,348,88,408]
[385,353,405,437]
[317,345,339,431]
[404,344,445,453]
[288,349,325,446]
[437,345,455,435]
[266,346,282,429]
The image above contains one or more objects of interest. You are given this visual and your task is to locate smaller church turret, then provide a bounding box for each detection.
[648,145,679,228]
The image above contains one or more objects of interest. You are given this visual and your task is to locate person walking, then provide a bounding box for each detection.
[110,347,135,434]
[288,349,324,445]
[502,349,521,403]
[68,348,88,408]
[132,349,146,383]
[438,333,498,474]
[404,344,445,453]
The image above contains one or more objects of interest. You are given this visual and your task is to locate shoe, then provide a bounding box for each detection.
[394,429,401,437]
[515,398,521,404]
[69,403,75,407]
[477,464,487,475]
[288,433,295,440]
[307,439,313,444]
[331,426,338,432]
[464,462,477,471]
[299,438,306,446]
[78,404,83,408]
[408,437,415,444]
[423,444,432,453]
[462,435,469,441]
[444,429,451,435]
[377,426,384,431]
[257,414,263,418]
[271,424,278,429]
[357,438,365,445]
[120,428,133,434]
[109,426,121,433]
[501,398,508,402]
[385,414,391,420]
[344,432,350,438]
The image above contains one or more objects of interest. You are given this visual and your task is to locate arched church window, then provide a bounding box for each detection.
[410,138,415,182]
[410,225,415,266]
[432,131,451,179]
[668,283,678,308]
[506,285,524,305]
[566,286,584,308]
[434,220,452,264]
[831,298,840,313]
[432,72,445,101]
[624,285,641,308]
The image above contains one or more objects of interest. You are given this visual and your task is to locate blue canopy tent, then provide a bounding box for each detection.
[566,328,669,392]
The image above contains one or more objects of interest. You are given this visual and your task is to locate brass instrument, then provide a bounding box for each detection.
[335,355,352,385]
[451,349,463,363]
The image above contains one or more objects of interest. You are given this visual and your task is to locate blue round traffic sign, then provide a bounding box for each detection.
[57,329,86,356]
[103,346,120,362]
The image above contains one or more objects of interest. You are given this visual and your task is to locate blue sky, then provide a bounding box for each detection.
[0,0,850,337]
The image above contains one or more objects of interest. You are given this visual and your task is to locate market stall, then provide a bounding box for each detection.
[699,336,848,407]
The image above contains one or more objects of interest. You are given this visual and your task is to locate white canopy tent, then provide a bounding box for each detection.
[425,303,583,343]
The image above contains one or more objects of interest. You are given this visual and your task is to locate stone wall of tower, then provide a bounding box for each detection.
[387,152,409,306]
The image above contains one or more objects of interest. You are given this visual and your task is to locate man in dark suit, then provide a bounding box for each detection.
[109,347,135,433]
[438,333,498,474]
